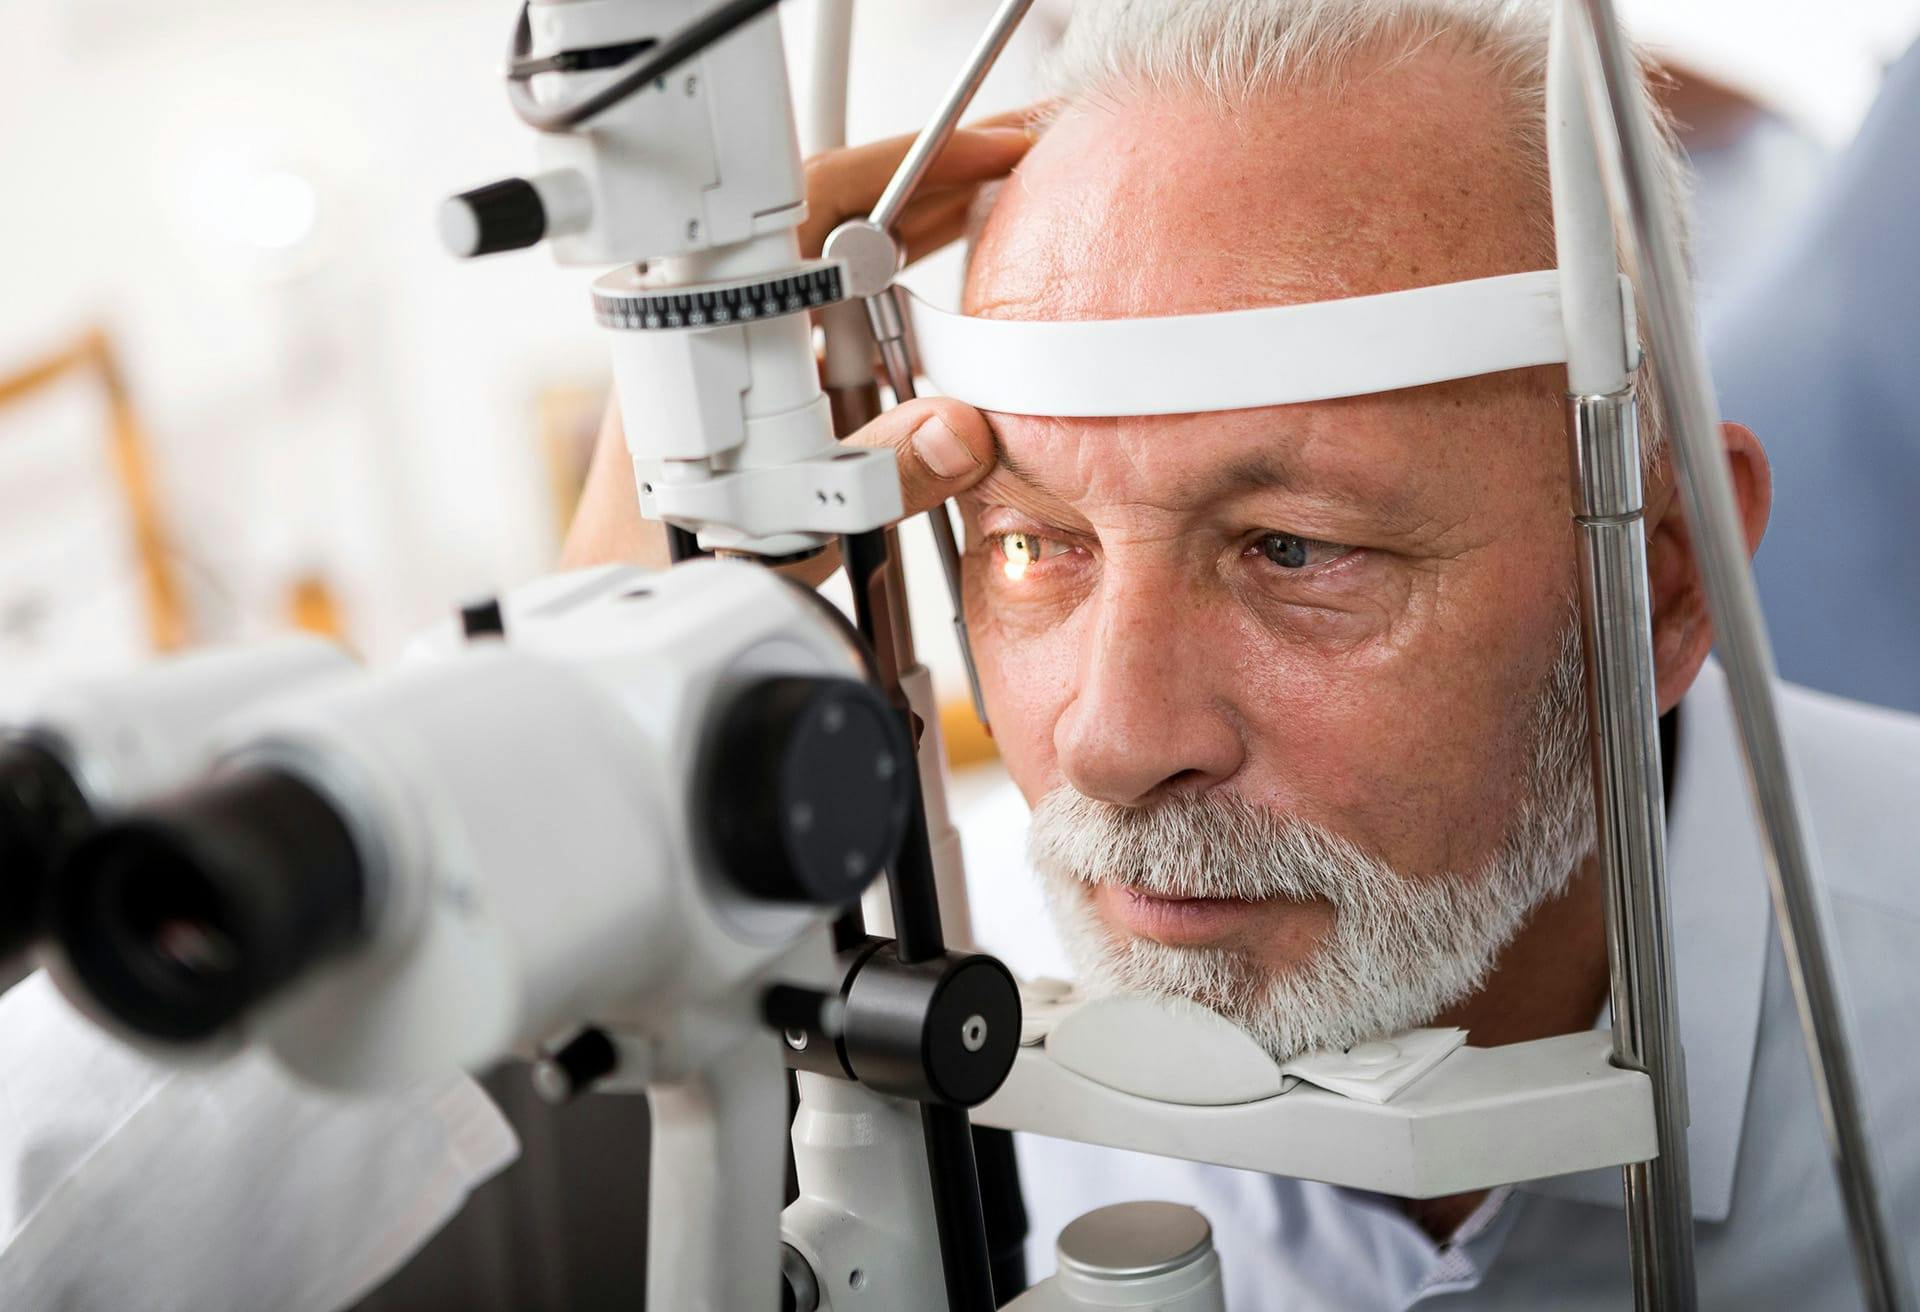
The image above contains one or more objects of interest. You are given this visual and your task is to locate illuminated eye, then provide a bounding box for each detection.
[1254,532,1346,570]
[996,531,1071,581]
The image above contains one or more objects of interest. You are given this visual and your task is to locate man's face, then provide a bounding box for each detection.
[959,53,1595,1054]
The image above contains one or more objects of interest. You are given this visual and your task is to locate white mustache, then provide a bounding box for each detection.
[1027,787,1388,906]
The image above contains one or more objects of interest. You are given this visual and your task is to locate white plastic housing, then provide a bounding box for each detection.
[783,1075,948,1312]
[13,638,353,807]
[976,1029,1656,1199]
[523,0,807,266]
[612,233,902,555]
[182,560,864,1092]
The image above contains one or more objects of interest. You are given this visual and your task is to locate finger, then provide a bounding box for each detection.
[842,394,996,518]
[799,124,1035,257]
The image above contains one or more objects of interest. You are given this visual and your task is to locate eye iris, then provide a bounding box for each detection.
[1002,532,1041,581]
[1260,534,1312,569]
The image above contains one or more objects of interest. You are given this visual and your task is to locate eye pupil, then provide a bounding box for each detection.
[1260,534,1311,569]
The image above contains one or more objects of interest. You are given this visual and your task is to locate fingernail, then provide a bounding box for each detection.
[913,413,981,480]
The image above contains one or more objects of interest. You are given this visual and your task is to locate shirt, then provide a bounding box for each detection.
[964,661,1920,1309]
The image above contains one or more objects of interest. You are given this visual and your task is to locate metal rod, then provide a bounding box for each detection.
[868,0,1037,235]
[870,289,993,729]
[1571,3,1915,1306]
[841,528,997,1312]
[1568,389,1697,1309]
[922,1103,1001,1312]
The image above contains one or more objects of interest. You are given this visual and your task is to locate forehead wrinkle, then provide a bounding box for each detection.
[988,400,1440,535]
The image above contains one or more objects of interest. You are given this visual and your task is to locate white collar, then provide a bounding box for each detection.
[1523,659,1775,1220]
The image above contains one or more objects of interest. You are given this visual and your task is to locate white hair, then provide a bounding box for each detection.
[1047,0,1554,102]
[1015,0,1688,456]
[1027,614,1595,1061]
[1038,0,1687,234]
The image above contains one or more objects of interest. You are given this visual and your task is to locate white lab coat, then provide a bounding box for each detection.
[0,976,515,1311]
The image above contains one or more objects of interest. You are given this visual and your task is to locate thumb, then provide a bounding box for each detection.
[844,395,996,518]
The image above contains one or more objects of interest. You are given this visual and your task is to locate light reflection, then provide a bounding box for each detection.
[1001,531,1039,582]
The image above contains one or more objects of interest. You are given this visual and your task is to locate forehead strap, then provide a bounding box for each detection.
[905,269,1637,418]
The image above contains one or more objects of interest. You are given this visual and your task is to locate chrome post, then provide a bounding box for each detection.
[1571,1,1916,1306]
[866,0,1037,237]
[1567,389,1697,1310]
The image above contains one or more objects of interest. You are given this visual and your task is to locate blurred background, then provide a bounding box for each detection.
[3,0,1917,710]
[3,0,1918,1306]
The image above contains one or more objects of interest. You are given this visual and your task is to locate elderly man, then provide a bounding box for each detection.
[582,0,1920,1307]
[4,1,1916,1308]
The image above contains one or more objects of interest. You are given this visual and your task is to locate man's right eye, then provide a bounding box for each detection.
[992,531,1076,582]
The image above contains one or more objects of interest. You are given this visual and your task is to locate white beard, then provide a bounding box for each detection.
[1026,620,1596,1063]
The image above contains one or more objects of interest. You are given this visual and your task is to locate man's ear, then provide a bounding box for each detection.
[1644,421,1773,712]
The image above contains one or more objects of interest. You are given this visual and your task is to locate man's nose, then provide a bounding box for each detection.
[1052,582,1245,806]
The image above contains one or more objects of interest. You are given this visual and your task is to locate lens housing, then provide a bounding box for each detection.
[52,766,366,1043]
[703,675,912,908]
[0,740,94,962]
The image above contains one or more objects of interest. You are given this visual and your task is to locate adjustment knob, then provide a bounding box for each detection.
[703,677,912,907]
[440,178,548,258]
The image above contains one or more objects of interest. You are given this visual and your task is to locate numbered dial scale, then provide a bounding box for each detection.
[592,260,848,331]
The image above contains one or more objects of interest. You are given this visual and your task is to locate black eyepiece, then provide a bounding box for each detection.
[51,766,366,1043]
[0,740,93,963]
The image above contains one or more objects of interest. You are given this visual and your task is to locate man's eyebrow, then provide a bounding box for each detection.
[990,433,1048,486]
[1208,452,1300,500]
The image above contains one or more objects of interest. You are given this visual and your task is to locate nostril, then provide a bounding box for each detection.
[1161,768,1217,794]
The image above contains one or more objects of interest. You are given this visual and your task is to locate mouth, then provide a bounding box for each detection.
[1093,883,1270,948]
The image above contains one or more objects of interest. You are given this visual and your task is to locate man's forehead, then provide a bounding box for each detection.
[962,49,1548,323]
[976,368,1549,534]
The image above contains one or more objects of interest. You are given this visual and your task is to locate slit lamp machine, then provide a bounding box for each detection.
[0,1,1910,1309]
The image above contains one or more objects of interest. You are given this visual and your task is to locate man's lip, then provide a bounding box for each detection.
[1095,884,1262,947]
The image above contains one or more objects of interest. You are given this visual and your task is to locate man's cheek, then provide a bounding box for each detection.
[968,599,1081,807]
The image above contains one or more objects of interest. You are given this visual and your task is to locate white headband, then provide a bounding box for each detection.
[906,269,1637,417]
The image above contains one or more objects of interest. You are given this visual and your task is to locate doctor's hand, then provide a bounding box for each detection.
[561,114,1035,579]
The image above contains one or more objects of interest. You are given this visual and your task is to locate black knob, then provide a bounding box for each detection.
[702,677,912,908]
[531,1027,620,1104]
[840,946,1022,1107]
[52,766,366,1044]
[440,178,548,258]
[0,740,93,962]
[459,596,506,640]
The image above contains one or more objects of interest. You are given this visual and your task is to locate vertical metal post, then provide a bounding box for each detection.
[842,529,999,1312]
[1570,2,1915,1307]
[1567,389,1697,1309]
